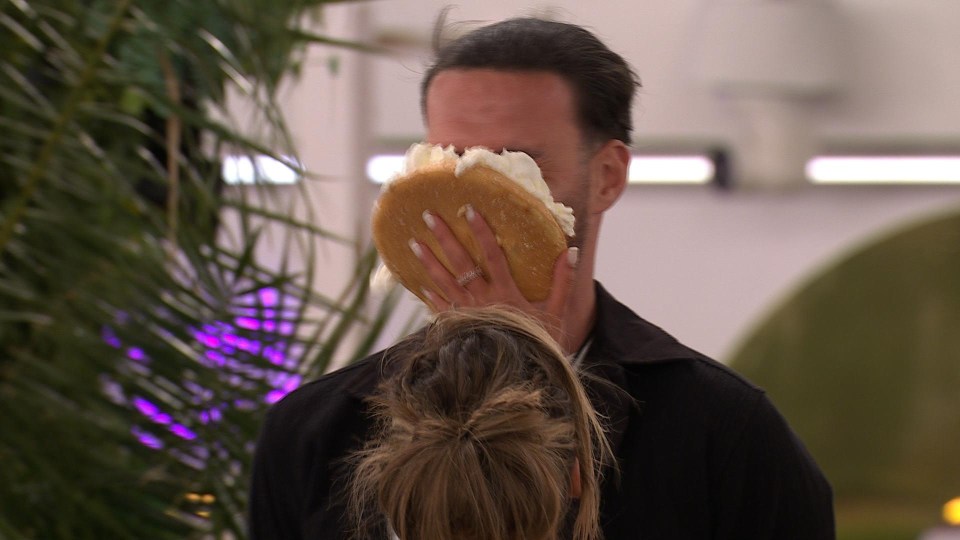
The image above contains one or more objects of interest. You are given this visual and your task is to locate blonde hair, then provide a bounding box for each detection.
[349,307,611,540]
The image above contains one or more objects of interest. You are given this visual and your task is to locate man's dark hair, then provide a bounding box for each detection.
[421,17,641,145]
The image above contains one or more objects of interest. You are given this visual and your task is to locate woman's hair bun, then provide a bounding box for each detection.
[349,307,610,540]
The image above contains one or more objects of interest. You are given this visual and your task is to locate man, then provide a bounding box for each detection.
[249,17,835,539]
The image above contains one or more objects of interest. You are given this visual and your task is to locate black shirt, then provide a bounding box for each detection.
[249,282,835,539]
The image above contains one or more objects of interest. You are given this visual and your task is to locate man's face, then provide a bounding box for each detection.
[424,69,592,246]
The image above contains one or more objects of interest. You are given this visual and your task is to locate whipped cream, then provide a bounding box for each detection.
[370,262,398,293]
[396,143,575,237]
[402,143,459,173]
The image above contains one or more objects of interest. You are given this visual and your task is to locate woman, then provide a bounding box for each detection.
[349,307,611,540]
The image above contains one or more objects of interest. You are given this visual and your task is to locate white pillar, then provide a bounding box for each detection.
[730,96,819,190]
[689,0,846,190]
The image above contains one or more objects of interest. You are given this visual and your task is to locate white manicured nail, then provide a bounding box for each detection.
[421,287,434,302]
[409,239,423,257]
[464,204,476,221]
[567,247,580,267]
[422,210,436,229]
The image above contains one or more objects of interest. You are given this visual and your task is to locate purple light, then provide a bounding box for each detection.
[195,332,221,349]
[198,407,224,425]
[203,350,226,366]
[235,317,261,331]
[263,347,285,366]
[169,424,197,441]
[266,371,286,387]
[132,427,164,450]
[101,326,122,348]
[237,338,261,354]
[132,396,160,417]
[112,287,305,461]
[258,288,279,307]
[131,396,175,427]
[282,375,302,392]
[265,389,286,404]
[223,358,242,371]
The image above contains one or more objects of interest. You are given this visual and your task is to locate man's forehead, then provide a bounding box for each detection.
[423,70,577,119]
[423,70,580,161]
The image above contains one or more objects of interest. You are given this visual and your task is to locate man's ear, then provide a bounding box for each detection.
[589,140,630,215]
[570,457,582,499]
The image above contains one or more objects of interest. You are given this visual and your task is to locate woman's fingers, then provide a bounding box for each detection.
[419,286,447,312]
[408,237,474,306]
[421,210,478,275]
[421,210,488,290]
[413,206,577,340]
[537,246,579,346]
[462,204,516,290]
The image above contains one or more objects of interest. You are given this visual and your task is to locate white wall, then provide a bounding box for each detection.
[286,1,960,362]
[601,186,960,359]
[814,0,960,140]
[368,0,960,144]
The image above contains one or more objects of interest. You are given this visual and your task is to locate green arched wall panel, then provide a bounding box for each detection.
[729,210,960,539]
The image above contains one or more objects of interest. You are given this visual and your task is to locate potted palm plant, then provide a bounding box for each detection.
[0,0,397,537]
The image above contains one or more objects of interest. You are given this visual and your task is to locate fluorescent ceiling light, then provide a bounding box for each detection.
[222,155,302,185]
[807,156,960,184]
[366,154,406,185]
[366,154,715,185]
[627,156,714,184]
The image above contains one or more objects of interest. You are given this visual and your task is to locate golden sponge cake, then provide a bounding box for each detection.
[372,160,567,303]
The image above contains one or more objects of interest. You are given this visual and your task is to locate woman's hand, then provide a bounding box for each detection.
[409,204,578,346]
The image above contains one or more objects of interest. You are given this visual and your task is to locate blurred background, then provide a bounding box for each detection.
[1,0,957,538]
